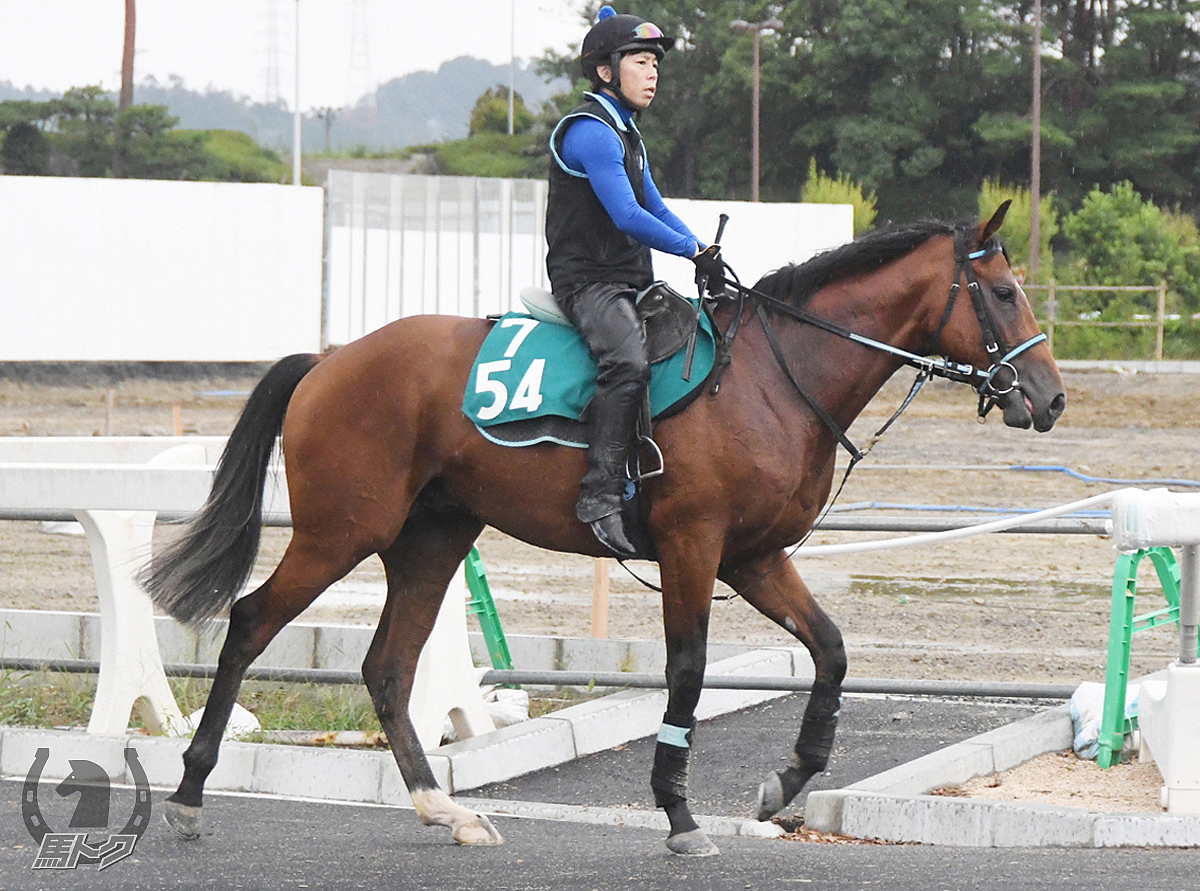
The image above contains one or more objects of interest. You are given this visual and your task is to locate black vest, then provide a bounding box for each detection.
[545,96,655,297]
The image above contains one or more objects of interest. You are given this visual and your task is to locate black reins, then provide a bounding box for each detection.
[704,228,1047,465]
[617,226,1048,591]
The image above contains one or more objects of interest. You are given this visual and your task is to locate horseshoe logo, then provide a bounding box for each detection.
[22,746,153,869]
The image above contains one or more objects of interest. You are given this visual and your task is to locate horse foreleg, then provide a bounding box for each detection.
[718,553,847,822]
[652,548,723,857]
[165,537,356,838]
[365,504,501,846]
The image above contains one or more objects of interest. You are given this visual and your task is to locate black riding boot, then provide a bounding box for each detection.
[576,380,642,559]
[555,281,650,559]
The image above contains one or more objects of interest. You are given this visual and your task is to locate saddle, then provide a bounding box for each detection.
[518,281,699,364]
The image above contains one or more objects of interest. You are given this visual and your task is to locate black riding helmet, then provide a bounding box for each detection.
[580,6,674,101]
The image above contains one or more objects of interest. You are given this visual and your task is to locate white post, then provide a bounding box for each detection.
[1179,545,1199,665]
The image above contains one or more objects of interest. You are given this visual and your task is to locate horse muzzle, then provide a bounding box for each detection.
[997,380,1065,432]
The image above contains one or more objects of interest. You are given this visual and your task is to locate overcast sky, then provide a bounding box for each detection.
[2,1,589,109]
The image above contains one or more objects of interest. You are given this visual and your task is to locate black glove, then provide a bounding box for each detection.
[692,244,726,296]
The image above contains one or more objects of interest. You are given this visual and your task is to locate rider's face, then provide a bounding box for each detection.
[599,51,659,110]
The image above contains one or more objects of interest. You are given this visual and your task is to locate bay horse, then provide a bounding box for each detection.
[144,202,1064,856]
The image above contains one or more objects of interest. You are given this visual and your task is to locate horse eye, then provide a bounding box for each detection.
[993,287,1015,303]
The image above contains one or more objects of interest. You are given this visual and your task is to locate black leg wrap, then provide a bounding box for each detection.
[651,713,695,809]
[756,681,843,821]
[793,680,841,774]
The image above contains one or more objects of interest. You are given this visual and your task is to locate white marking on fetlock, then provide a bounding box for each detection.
[411,789,504,845]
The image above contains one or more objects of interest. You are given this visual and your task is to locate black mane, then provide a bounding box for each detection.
[753,219,970,305]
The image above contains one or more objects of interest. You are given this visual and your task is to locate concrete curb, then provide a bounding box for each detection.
[455,797,785,840]
[804,704,1200,847]
[0,647,807,819]
[0,608,759,679]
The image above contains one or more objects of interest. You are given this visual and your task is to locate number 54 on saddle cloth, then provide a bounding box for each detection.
[462,297,716,449]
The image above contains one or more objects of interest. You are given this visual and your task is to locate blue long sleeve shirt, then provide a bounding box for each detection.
[558,94,701,259]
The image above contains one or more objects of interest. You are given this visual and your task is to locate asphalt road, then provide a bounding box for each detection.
[2,694,1196,891]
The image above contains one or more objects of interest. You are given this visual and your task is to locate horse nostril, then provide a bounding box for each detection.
[1050,393,1066,418]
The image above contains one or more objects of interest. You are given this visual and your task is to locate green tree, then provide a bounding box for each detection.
[114,104,208,179]
[542,2,1200,218]
[55,86,116,177]
[0,121,52,175]
[469,86,535,136]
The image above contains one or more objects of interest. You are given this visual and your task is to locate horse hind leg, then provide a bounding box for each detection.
[163,535,364,839]
[718,554,847,822]
[363,498,501,846]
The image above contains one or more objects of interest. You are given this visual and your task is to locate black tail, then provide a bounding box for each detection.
[140,353,320,625]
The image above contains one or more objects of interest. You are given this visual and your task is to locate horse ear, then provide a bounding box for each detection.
[978,199,1012,245]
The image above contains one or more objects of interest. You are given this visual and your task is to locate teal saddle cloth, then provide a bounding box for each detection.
[462,303,716,448]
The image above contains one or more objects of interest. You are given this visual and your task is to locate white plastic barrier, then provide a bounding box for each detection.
[0,437,492,747]
[793,485,1200,814]
[1110,489,1200,813]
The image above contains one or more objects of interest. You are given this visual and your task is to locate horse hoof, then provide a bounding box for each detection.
[453,813,504,846]
[756,770,786,822]
[666,829,720,857]
[163,801,204,840]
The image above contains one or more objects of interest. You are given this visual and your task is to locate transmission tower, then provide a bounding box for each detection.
[348,0,376,109]
[264,0,282,105]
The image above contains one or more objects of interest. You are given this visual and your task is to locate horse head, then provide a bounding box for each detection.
[938,201,1066,432]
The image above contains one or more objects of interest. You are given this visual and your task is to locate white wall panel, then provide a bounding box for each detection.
[0,177,323,361]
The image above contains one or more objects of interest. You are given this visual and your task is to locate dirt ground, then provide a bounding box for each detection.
[1,362,1197,814]
[2,363,1195,690]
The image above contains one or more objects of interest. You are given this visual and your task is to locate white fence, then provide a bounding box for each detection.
[0,177,325,361]
[0,173,852,359]
[323,170,854,348]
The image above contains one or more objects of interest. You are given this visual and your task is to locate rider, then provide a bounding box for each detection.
[546,5,724,559]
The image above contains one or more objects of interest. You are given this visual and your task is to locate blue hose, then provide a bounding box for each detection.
[831,464,1200,516]
[1009,464,1200,489]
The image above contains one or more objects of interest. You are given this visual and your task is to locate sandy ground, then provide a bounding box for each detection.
[2,363,1193,684]
[0,362,1196,814]
[941,750,1165,813]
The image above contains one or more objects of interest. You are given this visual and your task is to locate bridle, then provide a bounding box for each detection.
[699,226,1048,464]
[931,230,1048,421]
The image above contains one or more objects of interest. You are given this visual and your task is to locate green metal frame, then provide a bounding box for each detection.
[1097,546,1183,767]
[463,546,514,672]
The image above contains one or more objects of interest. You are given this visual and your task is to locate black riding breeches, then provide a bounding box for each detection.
[556,282,651,393]
[555,282,651,523]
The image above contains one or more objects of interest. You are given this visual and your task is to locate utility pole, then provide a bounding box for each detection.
[730,17,782,202]
[120,0,136,110]
[1030,0,1042,278]
[508,0,516,136]
[317,108,336,154]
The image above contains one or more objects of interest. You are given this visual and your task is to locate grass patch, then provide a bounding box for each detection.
[0,670,383,734]
[0,669,98,727]
[0,671,605,737]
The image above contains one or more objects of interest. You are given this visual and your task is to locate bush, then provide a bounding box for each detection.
[0,121,52,175]
[196,129,289,182]
[431,132,546,178]
[801,159,877,236]
[977,179,1057,281]
[1060,181,1200,317]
